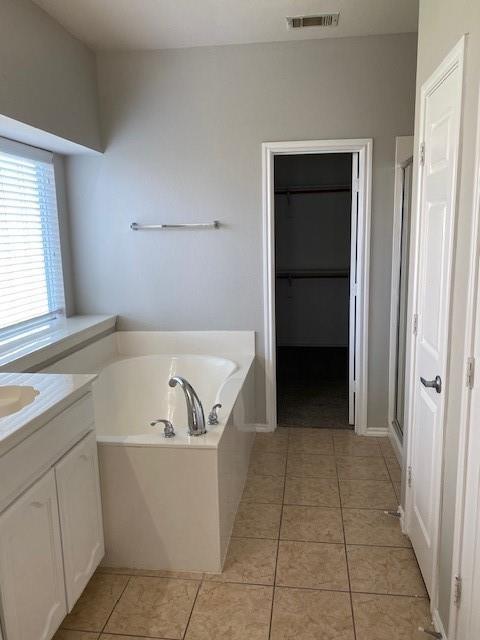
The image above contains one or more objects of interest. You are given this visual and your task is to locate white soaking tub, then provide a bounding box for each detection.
[43,331,256,572]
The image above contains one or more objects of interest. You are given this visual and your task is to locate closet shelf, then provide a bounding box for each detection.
[276,269,349,279]
[274,184,351,195]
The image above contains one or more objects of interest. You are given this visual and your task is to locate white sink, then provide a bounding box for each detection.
[0,386,40,418]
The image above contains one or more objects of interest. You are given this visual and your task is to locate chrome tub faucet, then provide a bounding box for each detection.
[168,376,207,436]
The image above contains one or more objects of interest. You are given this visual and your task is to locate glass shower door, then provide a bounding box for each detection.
[393,160,413,439]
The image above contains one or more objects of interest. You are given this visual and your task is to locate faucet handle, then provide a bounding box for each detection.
[208,403,222,425]
[150,418,176,438]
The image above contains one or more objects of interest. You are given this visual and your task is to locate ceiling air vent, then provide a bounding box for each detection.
[286,13,340,29]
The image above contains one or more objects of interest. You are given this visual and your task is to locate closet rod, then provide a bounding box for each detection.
[274,184,351,195]
[276,269,349,279]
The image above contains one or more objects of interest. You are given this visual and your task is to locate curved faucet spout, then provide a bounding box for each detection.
[169,376,207,436]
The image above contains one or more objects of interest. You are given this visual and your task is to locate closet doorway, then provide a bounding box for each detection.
[262,139,372,433]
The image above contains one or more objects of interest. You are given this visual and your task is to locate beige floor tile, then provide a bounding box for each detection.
[96,566,204,580]
[249,452,286,476]
[343,509,411,547]
[104,576,199,639]
[100,636,145,640]
[284,476,340,507]
[270,587,355,640]
[332,431,363,440]
[185,582,272,640]
[62,573,129,632]
[232,502,282,538]
[378,438,396,457]
[242,474,284,504]
[347,546,427,596]
[352,593,431,640]
[206,537,277,585]
[385,456,402,482]
[276,541,349,591]
[253,430,289,454]
[281,505,344,543]
[336,456,389,480]
[54,632,99,640]
[289,439,335,455]
[287,454,337,478]
[333,438,382,457]
[340,480,398,510]
[288,431,334,455]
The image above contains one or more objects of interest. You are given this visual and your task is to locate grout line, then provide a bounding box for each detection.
[181,575,203,640]
[99,574,132,635]
[335,455,357,640]
[266,432,289,640]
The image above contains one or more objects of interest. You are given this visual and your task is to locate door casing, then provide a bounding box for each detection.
[261,138,373,434]
[448,83,480,640]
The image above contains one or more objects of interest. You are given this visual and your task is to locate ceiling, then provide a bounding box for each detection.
[32,0,419,51]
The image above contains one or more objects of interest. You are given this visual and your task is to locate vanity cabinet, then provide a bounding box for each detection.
[56,432,104,609]
[0,471,66,640]
[0,393,104,640]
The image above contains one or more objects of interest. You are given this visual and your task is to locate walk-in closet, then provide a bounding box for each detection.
[274,153,355,428]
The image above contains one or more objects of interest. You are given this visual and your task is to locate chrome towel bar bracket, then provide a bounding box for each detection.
[130,221,220,231]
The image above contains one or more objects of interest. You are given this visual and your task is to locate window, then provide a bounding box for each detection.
[0,138,65,340]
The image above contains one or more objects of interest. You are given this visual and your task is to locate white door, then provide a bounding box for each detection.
[0,470,67,640]
[408,41,464,595]
[56,432,104,610]
[349,152,359,425]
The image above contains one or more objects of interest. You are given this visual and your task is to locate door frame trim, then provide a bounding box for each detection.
[404,35,465,611]
[449,83,480,640]
[261,138,373,433]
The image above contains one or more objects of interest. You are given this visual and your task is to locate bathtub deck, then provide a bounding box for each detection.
[53,428,431,640]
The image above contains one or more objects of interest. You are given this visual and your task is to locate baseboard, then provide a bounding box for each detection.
[255,424,276,433]
[432,608,448,640]
[364,426,389,437]
[388,422,403,463]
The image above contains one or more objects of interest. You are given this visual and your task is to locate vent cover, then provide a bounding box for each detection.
[286,13,340,29]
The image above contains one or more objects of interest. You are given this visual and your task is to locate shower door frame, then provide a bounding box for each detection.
[262,138,373,435]
[388,136,414,458]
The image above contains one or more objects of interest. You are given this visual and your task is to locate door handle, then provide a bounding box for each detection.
[420,375,442,394]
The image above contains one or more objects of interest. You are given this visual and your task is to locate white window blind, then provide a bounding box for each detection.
[0,138,65,337]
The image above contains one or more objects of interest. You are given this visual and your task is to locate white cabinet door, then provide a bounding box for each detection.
[56,432,104,610]
[0,470,67,640]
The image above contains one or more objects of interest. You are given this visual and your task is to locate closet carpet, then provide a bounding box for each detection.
[277,347,351,429]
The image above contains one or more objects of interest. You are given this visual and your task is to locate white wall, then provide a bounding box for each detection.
[409,0,480,630]
[65,33,417,426]
[0,0,101,151]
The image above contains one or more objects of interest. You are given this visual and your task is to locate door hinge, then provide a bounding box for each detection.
[454,575,462,606]
[466,357,475,389]
[420,142,426,166]
[413,314,418,336]
[352,177,360,192]
[407,465,412,488]
[351,282,358,296]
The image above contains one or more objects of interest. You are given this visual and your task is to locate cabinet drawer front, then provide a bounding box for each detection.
[0,394,94,511]
[0,470,67,640]
[56,431,105,610]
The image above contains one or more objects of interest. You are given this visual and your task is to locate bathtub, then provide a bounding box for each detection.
[43,331,256,572]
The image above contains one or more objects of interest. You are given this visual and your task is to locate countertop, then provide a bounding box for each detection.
[0,372,96,457]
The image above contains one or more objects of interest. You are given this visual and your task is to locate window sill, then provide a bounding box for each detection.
[0,315,117,373]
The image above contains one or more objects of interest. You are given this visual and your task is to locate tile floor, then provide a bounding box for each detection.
[54,429,433,640]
